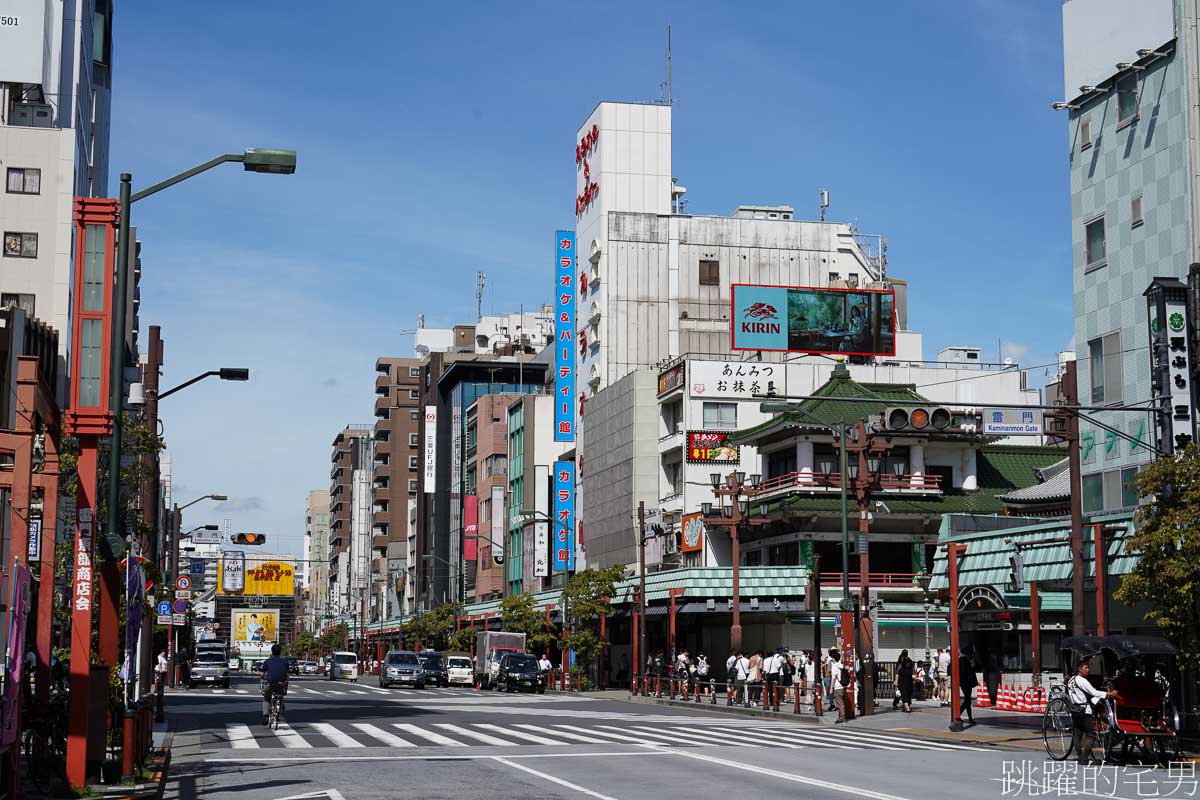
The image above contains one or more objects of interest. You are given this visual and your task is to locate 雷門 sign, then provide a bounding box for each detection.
[555,231,576,441]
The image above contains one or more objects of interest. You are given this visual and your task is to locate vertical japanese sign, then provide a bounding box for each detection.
[73,509,94,616]
[423,406,438,493]
[1147,279,1196,454]
[553,460,575,571]
[555,231,576,441]
[464,495,478,561]
[27,516,40,562]
[533,464,549,578]
[491,484,505,565]
[1,562,31,746]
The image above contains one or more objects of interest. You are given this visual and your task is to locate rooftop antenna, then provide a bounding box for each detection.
[417,313,425,328]
[667,24,673,106]
[819,188,829,222]
[475,271,486,322]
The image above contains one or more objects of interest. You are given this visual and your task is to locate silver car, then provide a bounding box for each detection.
[379,651,426,689]
[190,651,230,688]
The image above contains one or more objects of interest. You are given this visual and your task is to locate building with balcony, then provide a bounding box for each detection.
[328,425,372,621]
[304,489,330,630]
[463,393,519,602]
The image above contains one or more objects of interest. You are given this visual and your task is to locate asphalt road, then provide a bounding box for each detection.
[160,674,1186,800]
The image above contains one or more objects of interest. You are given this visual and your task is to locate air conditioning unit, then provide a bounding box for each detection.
[11,103,53,128]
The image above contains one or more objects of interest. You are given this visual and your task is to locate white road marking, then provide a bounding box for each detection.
[553,725,646,744]
[350,690,368,695]
[351,722,414,747]
[307,722,364,748]
[666,749,914,800]
[271,723,313,749]
[491,755,621,800]
[726,726,852,750]
[212,689,225,694]
[226,724,258,749]
[598,724,731,748]
[326,690,347,695]
[235,690,248,695]
[206,750,660,762]
[665,725,800,749]
[392,723,465,746]
[513,724,610,744]
[473,723,570,746]
[431,723,515,746]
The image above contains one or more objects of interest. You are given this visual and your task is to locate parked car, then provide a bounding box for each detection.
[328,651,358,681]
[300,660,319,675]
[379,651,426,689]
[418,651,448,687]
[497,652,545,694]
[227,657,240,672]
[446,655,474,686]
[286,656,299,675]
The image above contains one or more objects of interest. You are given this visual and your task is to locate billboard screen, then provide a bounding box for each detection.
[686,431,741,464]
[232,609,279,644]
[241,561,295,596]
[730,283,896,357]
[0,0,47,85]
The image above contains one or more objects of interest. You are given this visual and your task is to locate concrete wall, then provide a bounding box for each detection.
[581,369,658,571]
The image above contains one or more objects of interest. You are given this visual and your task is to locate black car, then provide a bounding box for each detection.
[286,656,299,675]
[417,652,448,687]
[498,652,545,694]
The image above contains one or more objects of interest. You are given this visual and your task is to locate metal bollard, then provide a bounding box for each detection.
[814,683,823,716]
[794,684,802,714]
[711,679,717,705]
[694,681,700,703]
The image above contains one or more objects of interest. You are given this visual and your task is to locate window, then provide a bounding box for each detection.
[1079,117,1092,150]
[3,232,38,259]
[1131,195,1144,227]
[1120,467,1140,508]
[828,272,840,282]
[1085,216,1106,268]
[742,550,763,567]
[408,479,418,492]
[409,433,419,447]
[847,273,859,288]
[1117,74,1139,125]
[1082,474,1104,512]
[6,168,40,194]
[410,410,419,420]
[408,456,418,469]
[1088,331,1122,405]
[765,448,796,479]
[702,402,737,429]
[409,389,419,399]
[663,459,682,496]
[698,259,720,286]
[409,367,420,378]
[1,293,35,318]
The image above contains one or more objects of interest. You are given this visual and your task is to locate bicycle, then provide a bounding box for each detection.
[1042,680,1111,763]
[263,680,286,730]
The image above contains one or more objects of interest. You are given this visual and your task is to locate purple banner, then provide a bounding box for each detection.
[1,562,32,747]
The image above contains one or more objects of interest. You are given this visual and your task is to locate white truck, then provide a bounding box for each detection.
[474,631,526,690]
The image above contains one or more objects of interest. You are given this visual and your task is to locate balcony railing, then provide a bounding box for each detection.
[818,572,919,587]
[753,471,943,496]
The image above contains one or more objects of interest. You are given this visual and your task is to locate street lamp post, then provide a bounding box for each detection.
[167,494,226,689]
[156,368,250,401]
[700,471,768,654]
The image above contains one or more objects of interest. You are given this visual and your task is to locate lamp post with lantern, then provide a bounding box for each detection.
[700,471,770,653]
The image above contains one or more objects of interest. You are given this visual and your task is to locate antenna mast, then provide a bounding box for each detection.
[475,271,486,322]
[667,24,673,105]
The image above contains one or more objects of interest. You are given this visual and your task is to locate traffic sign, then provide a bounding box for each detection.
[156,615,171,626]
[171,613,186,626]
[983,408,1043,436]
[157,600,172,617]
[175,575,192,591]
[189,559,206,576]
[192,529,222,545]
[172,598,188,614]
[174,590,191,600]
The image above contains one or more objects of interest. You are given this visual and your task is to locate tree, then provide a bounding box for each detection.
[561,565,624,686]
[498,592,555,654]
[1115,444,1200,668]
[319,623,348,655]
[415,603,462,651]
[448,628,475,653]
[292,631,319,658]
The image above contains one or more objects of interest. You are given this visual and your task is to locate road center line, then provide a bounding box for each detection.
[491,755,621,800]
[663,749,914,800]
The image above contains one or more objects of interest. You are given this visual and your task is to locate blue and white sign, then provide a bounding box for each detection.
[982,408,1043,436]
[156,600,172,617]
[189,559,206,576]
[554,231,576,442]
[27,518,40,561]
[553,460,575,571]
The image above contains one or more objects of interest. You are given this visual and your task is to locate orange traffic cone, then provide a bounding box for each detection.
[1018,686,1031,712]
[997,684,1011,711]
[976,677,991,708]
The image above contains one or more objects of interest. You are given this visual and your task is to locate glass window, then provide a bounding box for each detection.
[1131,195,1143,227]
[702,402,737,429]
[699,259,720,286]
[1085,216,1106,267]
[409,433,418,446]
[1089,338,1105,404]
[765,448,796,478]
[408,479,418,492]
[410,389,419,399]
[410,410,419,420]
[1,293,35,318]
[408,456,418,469]
[742,550,763,567]
[1081,474,1104,513]
[83,224,106,312]
[1117,74,1139,124]
[409,367,420,377]
[6,168,40,194]
[1088,332,1122,405]
[79,318,103,407]
[3,232,38,259]
[1120,467,1140,508]
[1079,117,1091,150]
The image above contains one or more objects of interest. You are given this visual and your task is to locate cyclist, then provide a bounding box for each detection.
[260,644,290,725]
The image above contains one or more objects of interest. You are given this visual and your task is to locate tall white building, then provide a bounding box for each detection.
[0,0,114,400]
[304,489,330,629]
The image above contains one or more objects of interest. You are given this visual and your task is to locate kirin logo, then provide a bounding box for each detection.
[741,302,781,334]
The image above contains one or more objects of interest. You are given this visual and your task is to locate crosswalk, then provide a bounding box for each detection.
[219,719,992,752]
[189,685,584,704]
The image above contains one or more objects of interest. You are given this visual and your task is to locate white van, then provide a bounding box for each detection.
[329,651,359,681]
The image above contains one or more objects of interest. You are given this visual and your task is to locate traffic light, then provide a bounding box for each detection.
[1006,548,1025,593]
[883,406,969,433]
[232,532,267,546]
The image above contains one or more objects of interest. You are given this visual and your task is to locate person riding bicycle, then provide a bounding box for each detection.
[261,644,290,725]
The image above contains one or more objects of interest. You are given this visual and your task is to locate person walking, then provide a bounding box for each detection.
[748,650,764,707]
[763,648,783,710]
[696,653,711,698]
[734,651,751,706]
[936,647,951,706]
[822,651,835,711]
[895,650,914,712]
[959,650,978,724]
[830,648,849,723]
[1067,659,1116,765]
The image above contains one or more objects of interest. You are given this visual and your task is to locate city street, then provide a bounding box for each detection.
[161,675,1047,800]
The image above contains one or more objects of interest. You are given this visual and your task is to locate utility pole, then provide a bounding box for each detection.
[1063,361,1086,636]
[637,502,648,675]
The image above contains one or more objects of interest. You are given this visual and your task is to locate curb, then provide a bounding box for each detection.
[622,693,822,724]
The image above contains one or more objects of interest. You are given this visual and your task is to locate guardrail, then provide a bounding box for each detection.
[754,471,943,495]
[630,673,823,716]
[817,572,919,587]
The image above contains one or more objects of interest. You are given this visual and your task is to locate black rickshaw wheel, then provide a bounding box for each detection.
[1042,697,1073,761]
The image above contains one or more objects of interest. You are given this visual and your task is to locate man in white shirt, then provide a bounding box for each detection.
[763,648,783,710]
[830,649,849,723]
[1067,660,1116,765]
[935,648,951,706]
[538,654,552,673]
[734,651,751,707]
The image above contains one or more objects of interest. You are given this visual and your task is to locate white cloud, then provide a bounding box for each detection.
[1001,341,1031,362]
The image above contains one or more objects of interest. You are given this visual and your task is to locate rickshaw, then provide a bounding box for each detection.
[1042,635,1181,765]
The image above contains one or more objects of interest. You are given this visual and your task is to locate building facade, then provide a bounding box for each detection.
[304,489,330,630]
[1059,0,1186,511]
[328,426,372,623]
[463,393,519,602]
[1,0,114,401]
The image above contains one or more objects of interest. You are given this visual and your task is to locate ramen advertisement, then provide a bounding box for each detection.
[686,431,740,464]
[232,609,279,644]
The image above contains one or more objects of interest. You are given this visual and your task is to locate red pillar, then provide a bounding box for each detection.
[948,542,967,732]
[598,613,607,689]
[1093,524,1107,636]
[1030,581,1041,679]
[66,445,100,788]
[98,561,121,667]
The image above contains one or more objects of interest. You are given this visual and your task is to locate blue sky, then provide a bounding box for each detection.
[111,1,1070,555]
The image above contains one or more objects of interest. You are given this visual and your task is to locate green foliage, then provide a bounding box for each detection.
[292,630,319,657]
[1115,445,1200,668]
[448,627,475,653]
[560,565,623,667]
[498,592,555,654]
[319,623,349,655]
[415,603,462,651]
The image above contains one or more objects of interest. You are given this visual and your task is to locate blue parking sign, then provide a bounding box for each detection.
[157,600,172,617]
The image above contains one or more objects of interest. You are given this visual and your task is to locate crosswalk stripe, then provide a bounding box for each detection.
[235,690,248,695]
[741,724,936,751]
[212,689,225,694]
[431,723,515,746]
[271,722,312,749]
[226,724,258,749]
[617,725,751,748]
[558,724,653,744]
[513,724,610,744]
[725,727,852,750]
[804,726,988,752]
[307,722,364,748]
[664,726,794,748]
[351,722,414,747]
[473,723,568,746]
[783,728,905,751]
[393,723,466,746]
